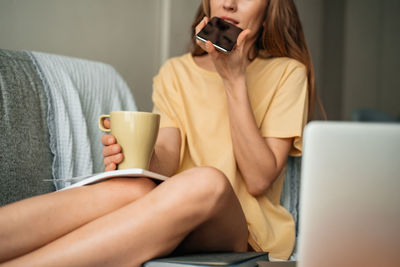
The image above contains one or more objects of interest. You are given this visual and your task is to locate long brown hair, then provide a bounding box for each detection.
[190,0,326,120]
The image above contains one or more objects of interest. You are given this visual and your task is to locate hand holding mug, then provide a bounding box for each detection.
[101,120,123,171]
[99,111,160,170]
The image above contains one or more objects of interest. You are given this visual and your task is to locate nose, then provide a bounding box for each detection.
[223,0,237,12]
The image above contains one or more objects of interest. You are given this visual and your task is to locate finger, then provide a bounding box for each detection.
[205,40,217,55]
[101,134,116,146]
[195,17,210,52]
[102,144,122,157]
[103,119,111,129]
[104,153,123,167]
[105,162,117,172]
[237,29,252,47]
[196,38,207,51]
[195,16,209,35]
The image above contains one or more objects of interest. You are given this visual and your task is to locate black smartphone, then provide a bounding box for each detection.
[196,17,243,53]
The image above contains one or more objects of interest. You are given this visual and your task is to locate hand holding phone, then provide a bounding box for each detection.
[196,17,243,53]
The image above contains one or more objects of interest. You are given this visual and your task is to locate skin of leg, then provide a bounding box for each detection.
[3,167,249,267]
[174,170,249,254]
[0,177,156,262]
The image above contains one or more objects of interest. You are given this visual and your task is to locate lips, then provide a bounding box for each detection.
[220,16,239,25]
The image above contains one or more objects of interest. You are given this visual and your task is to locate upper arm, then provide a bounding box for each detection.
[154,127,181,173]
[260,62,308,156]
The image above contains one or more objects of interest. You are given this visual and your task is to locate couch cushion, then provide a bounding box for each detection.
[0,49,54,206]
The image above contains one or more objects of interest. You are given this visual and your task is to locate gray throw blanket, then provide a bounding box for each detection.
[0,49,54,206]
[29,51,137,189]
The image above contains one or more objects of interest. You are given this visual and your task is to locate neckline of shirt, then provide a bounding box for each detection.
[187,53,261,77]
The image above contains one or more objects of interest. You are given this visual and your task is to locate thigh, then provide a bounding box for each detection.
[173,168,249,254]
[2,168,246,266]
[0,177,156,262]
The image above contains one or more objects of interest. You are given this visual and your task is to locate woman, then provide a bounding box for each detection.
[0,0,323,266]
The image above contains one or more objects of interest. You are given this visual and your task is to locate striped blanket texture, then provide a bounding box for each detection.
[29,51,137,189]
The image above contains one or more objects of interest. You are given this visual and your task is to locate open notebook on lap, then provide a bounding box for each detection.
[297,122,400,267]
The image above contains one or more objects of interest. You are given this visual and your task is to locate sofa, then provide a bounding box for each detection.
[0,48,137,204]
[0,48,301,261]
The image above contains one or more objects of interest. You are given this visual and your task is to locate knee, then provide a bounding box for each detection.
[183,167,232,210]
[195,166,231,194]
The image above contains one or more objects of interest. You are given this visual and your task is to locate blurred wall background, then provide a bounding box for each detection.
[0,0,399,119]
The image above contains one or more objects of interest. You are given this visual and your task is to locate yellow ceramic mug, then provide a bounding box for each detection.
[98,111,160,170]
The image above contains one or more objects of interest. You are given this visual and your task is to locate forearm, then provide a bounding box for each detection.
[149,144,179,177]
[224,79,280,196]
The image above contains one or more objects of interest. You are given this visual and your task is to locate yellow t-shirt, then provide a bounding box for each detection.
[152,53,308,259]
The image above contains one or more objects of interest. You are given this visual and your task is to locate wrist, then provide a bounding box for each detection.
[225,85,251,112]
[223,75,246,92]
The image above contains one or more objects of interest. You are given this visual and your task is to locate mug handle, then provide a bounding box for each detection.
[98,115,111,132]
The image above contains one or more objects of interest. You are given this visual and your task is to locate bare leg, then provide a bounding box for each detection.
[0,178,156,262]
[3,167,248,267]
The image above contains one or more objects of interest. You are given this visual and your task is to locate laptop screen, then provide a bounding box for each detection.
[297,121,400,267]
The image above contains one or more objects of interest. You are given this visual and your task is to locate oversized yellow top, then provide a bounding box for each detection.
[152,53,308,259]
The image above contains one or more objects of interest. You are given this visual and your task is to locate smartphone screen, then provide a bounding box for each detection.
[196,17,243,53]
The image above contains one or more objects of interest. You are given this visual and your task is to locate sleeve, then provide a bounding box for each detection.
[152,60,187,165]
[152,61,180,129]
[260,61,309,156]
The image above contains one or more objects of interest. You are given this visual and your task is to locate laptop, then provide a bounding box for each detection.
[297,121,400,267]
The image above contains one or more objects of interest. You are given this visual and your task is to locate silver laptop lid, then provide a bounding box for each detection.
[298,122,400,267]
